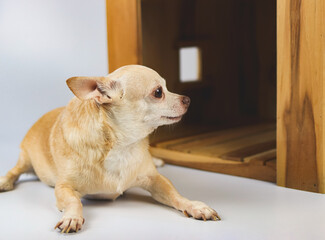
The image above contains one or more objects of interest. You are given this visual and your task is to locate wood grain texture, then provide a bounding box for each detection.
[106,0,142,72]
[244,149,276,164]
[150,147,276,182]
[155,124,275,159]
[277,0,325,193]
[150,124,276,182]
[220,141,275,161]
[155,123,275,150]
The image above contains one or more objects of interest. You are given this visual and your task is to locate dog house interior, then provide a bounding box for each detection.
[140,0,276,182]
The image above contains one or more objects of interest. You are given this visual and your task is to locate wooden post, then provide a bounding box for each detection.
[106,0,142,72]
[277,0,325,193]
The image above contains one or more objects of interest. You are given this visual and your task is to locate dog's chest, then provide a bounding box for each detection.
[104,145,139,173]
[102,143,142,192]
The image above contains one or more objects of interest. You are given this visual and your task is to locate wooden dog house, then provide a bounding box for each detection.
[106,0,325,193]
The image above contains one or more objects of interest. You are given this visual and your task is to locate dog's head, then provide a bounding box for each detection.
[66,65,190,141]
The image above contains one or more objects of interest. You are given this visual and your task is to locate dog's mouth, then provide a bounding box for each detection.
[161,115,183,122]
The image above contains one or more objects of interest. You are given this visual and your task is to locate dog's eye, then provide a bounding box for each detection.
[153,87,163,99]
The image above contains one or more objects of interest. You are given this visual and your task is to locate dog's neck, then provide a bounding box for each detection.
[62,98,114,155]
[105,105,154,147]
[63,98,152,151]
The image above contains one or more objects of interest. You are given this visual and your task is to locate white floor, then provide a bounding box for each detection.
[0,142,324,240]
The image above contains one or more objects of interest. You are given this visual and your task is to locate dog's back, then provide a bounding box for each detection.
[20,107,64,186]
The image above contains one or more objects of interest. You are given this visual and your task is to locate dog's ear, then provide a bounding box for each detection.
[66,76,122,104]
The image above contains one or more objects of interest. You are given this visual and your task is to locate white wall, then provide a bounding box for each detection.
[0,0,108,145]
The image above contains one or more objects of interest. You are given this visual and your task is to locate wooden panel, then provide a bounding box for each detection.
[142,0,276,127]
[150,123,276,182]
[150,147,276,182]
[193,130,275,157]
[156,123,275,149]
[277,0,325,193]
[244,149,276,163]
[221,141,275,161]
[106,0,142,72]
[156,123,275,159]
[255,0,276,120]
[141,0,181,91]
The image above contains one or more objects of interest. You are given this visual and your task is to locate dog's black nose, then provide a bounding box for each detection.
[182,96,191,107]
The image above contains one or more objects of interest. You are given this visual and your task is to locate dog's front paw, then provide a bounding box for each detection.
[54,214,85,233]
[181,201,221,221]
[0,176,14,192]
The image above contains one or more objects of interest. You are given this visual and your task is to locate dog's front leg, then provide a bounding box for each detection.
[141,174,221,221]
[54,182,84,233]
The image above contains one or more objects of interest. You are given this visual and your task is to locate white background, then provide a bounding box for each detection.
[0,0,108,144]
[0,1,324,240]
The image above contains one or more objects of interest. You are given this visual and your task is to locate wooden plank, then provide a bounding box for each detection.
[149,146,276,182]
[155,123,275,150]
[189,128,275,157]
[265,159,276,170]
[152,124,275,161]
[244,149,276,163]
[106,0,142,72]
[277,0,325,193]
[220,140,276,161]
[150,123,276,182]
[149,147,241,165]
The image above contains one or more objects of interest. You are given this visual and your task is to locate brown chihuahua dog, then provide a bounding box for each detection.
[0,65,220,233]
